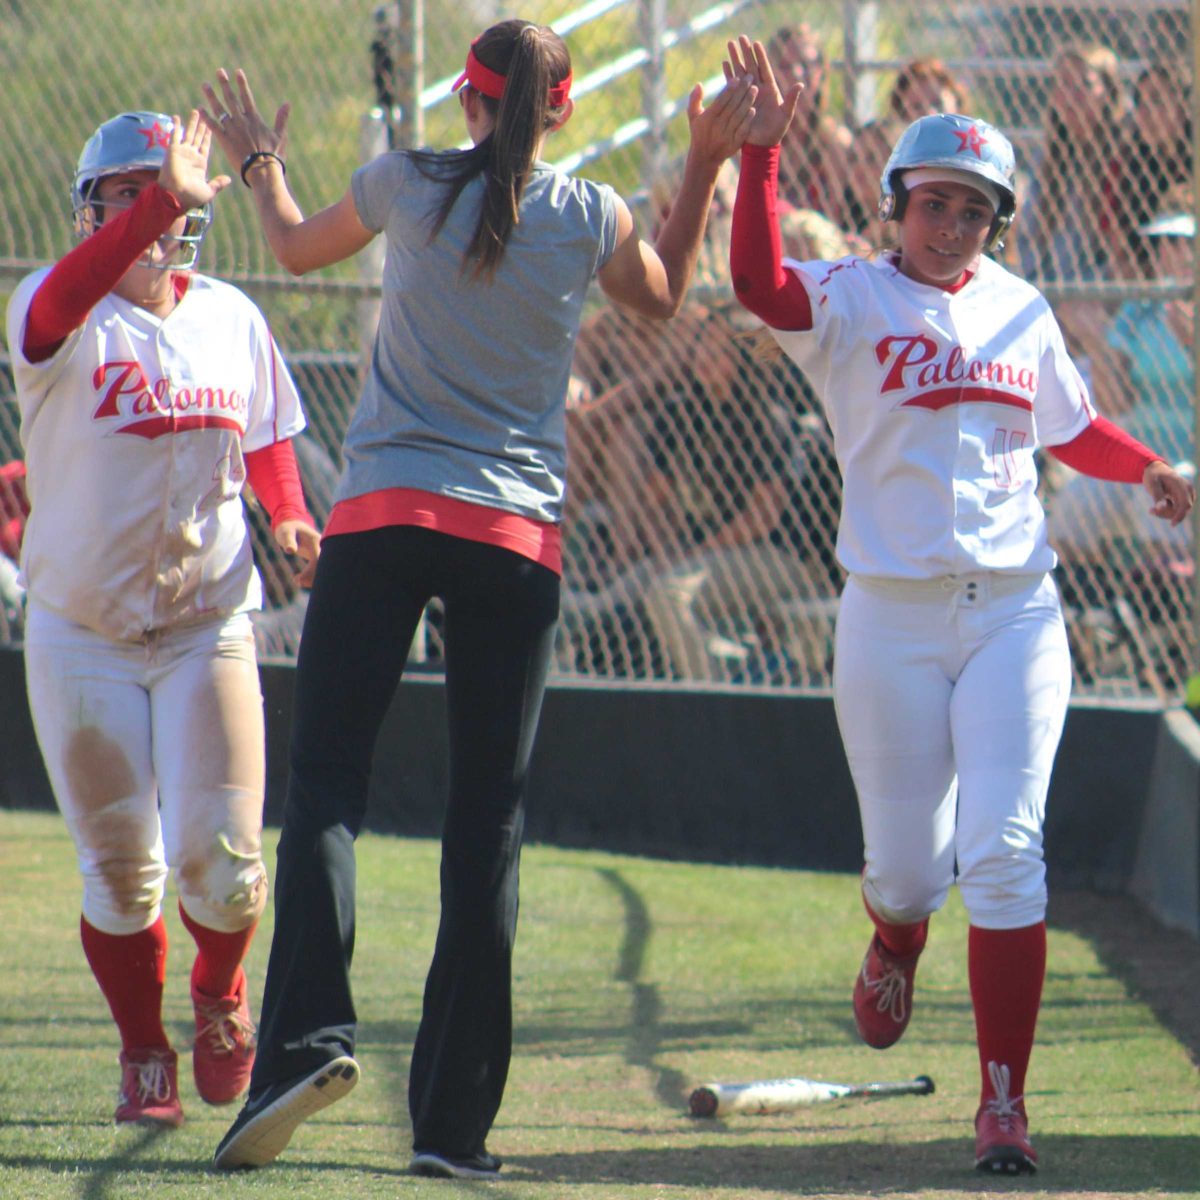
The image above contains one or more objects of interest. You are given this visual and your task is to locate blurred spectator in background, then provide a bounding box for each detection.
[1017,42,1134,282]
[1115,64,1193,277]
[649,158,739,292]
[1146,8,1191,80]
[562,301,835,684]
[0,458,28,641]
[848,57,969,237]
[767,24,856,231]
[1049,200,1195,577]
[779,204,864,263]
[1107,203,1195,460]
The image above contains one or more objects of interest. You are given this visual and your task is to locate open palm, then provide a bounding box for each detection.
[724,35,803,146]
[158,110,231,210]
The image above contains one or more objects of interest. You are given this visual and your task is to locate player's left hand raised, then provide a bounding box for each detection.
[684,71,757,168]
[273,519,321,588]
[158,110,231,211]
[724,35,803,147]
[1143,459,1196,527]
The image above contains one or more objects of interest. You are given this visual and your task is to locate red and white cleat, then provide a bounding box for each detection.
[192,968,257,1105]
[115,1047,184,1127]
[852,932,922,1049]
[975,1062,1037,1174]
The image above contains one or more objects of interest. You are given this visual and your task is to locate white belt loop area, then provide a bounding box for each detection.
[851,572,1044,620]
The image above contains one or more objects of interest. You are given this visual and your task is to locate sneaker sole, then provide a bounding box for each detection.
[213,1056,359,1170]
[976,1147,1037,1174]
[410,1152,500,1180]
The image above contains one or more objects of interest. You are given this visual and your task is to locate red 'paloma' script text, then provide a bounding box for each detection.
[874,335,1038,396]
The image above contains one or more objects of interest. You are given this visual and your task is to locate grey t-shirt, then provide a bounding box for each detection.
[344,150,619,523]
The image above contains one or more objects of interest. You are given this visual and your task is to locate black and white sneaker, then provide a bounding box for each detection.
[212,1056,360,1170]
[409,1149,503,1180]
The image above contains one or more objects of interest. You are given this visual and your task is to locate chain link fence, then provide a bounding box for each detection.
[0,0,1195,700]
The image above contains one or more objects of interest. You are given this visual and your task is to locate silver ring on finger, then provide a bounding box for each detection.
[219,112,232,124]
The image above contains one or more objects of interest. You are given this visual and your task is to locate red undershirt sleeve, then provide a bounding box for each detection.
[23,184,184,362]
[1046,414,1162,483]
[244,439,314,532]
[730,142,813,331]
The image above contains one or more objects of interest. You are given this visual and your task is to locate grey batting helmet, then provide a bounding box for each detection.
[71,111,212,269]
[879,113,1017,251]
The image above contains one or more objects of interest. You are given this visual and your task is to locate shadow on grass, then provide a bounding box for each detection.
[7,1134,1198,1194]
[509,1134,1200,1192]
[1048,889,1200,1068]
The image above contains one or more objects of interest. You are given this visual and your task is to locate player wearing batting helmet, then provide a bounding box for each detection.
[6,109,320,1127]
[726,35,1194,1176]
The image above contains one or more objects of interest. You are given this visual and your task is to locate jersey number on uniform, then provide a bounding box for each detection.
[991,427,1027,490]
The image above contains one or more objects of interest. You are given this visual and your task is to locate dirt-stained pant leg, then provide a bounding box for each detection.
[150,614,268,933]
[24,602,167,934]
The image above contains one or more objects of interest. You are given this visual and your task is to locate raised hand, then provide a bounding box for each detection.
[724,35,803,147]
[157,110,231,210]
[683,71,757,167]
[200,68,290,173]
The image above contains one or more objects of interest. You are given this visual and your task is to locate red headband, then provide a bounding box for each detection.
[451,43,572,106]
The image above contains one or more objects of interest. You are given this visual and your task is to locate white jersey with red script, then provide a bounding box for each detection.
[6,269,305,641]
[769,253,1094,580]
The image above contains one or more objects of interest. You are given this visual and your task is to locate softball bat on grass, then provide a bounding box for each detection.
[688,1073,935,1117]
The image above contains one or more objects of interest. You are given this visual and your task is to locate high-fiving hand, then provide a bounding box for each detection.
[157,110,231,211]
[200,68,290,176]
[682,71,757,168]
[724,35,804,147]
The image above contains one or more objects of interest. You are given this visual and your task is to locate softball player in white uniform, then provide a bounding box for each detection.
[6,110,319,1127]
[726,36,1194,1175]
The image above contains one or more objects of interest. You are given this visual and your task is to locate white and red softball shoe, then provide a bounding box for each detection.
[115,1047,184,1127]
[192,968,257,1105]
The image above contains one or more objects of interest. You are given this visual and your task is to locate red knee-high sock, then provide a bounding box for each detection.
[80,914,170,1052]
[178,901,256,998]
[969,921,1047,1106]
[863,891,929,958]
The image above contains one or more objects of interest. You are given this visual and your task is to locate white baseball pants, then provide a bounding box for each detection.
[24,602,268,935]
[833,573,1071,931]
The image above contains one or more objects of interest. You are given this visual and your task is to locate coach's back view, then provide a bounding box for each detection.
[200,18,756,1180]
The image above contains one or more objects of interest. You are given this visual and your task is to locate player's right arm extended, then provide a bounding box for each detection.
[22,186,184,362]
[729,143,812,332]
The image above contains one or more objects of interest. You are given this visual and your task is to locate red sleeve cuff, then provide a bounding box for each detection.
[244,439,314,531]
[1046,415,1161,483]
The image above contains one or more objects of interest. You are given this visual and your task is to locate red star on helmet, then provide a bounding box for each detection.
[138,122,171,150]
[953,124,988,157]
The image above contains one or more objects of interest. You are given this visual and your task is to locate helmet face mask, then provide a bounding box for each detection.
[71,111,212,270]
[879,113,1017,252]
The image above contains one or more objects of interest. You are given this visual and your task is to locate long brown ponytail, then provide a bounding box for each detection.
[412,19,572,281]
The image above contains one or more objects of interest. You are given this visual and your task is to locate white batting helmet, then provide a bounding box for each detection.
[71,111,212,269]
[879,113,1017,251]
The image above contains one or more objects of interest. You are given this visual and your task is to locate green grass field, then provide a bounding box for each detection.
[1,807,1197,1199]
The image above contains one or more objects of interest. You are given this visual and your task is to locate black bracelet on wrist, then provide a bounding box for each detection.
[240,150,286,187]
